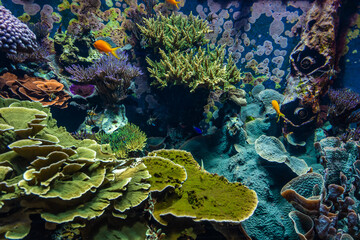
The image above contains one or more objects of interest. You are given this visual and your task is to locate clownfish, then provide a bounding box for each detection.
[93,40,121,59]
[166,0,181,8]
[271,100,285,122]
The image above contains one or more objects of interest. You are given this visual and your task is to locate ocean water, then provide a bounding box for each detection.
[0,0,359,239]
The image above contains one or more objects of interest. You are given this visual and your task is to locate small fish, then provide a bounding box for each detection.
[193,126,202,134]
[93,40,121,59]
[271,100,285,122]
[165,0,181,8]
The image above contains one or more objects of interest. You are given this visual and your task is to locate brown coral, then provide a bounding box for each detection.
[0,73,70,108]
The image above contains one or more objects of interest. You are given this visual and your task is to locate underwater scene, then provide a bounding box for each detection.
[0,0,360,239]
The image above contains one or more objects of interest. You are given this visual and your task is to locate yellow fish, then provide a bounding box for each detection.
[271,100,285,122]
[166,0,181,8]
[93,40,121,59]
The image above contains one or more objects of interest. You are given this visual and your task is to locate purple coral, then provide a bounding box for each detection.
[0,6,37,54]
[69,84,96,98]
[65,52,142,104]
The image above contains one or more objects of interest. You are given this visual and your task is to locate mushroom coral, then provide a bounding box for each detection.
[0,72,70,108]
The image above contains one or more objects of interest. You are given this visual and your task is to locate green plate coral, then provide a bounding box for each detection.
[147,149,258,225]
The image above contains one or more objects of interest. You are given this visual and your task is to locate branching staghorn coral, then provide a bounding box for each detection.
[138,12,211,52]
[147,46,242,92]
[66,52,142,105]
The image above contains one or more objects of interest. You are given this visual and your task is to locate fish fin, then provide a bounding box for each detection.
[175,1,180,8]
[111,47,121,59]
[105,52,109,56]
[277,113,285,122]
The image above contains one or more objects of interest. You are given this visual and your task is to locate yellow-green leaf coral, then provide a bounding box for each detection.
[147,149,258,225]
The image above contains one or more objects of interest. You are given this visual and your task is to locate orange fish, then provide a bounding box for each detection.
[93,40,121,59]
[166,0,181,8]
[271,100,285,122]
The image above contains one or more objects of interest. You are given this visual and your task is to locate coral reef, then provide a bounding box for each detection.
[254,135,310,175]
[328,88,360,129]
[147,46,241,92]
[66,52,142,105]
[69,84,96,98]
[283,0,341,122]
[0,100,258,239]
[138,13,210,52]
[0,72,70,108]
[53,29,99,67]
[0,6,37,55]
[147,149,258,225]
[98,123,147,158]
[281,136,360,239]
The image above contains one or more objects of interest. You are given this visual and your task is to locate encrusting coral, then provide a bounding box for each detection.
[0,72,70,108]
[0,99,258,239]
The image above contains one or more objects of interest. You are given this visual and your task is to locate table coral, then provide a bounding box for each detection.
[255,135,310,175]
[147,149,258,225]
[0,72,70,108]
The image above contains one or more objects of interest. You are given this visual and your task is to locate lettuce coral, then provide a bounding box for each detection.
[0,99,258,239]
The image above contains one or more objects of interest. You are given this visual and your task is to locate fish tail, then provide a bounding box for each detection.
[111,47,121,59]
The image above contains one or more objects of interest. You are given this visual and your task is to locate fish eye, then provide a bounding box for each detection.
[294,107,308,119]
[300,56,315,69]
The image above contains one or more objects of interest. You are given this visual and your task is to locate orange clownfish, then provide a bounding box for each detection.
[93,40,121,59]
[271,100,285,122]
[166,0,181,8]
